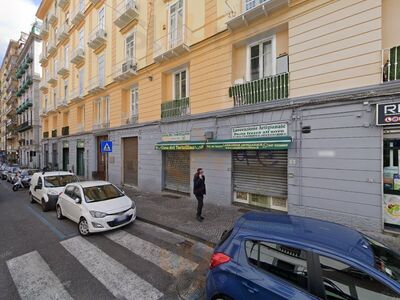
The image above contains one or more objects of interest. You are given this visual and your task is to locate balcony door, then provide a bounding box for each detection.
[98,7,105,30]
[248,37,276,81]
[168,0,184,49]
[173,69,187,99]
[98,55,105,87]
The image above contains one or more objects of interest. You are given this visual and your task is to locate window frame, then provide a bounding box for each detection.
[130,86,139,117]
[78,29,84,49]
[246,35,276,82]
[167,0,185,49]
[98,54,105,87]
[125,31,135,61]
[98,6,106,30]
[243,238,325,299]
[172,67,188,99]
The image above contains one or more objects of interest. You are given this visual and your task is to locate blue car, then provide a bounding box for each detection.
[206,212,400,300]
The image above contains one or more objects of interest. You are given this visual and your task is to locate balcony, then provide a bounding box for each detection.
[39,81,48,93]
[87,76,105,94]
[57,63,70,77]
[39,52,48,65]
[93,121,109,130]
[62,126,69,136]
[71,4,85,25]
[57,98,68,108]
[47,73,57,86]
[70,47,85,65]
[17,121,32,133]
[383,46,400,82]
[226,0,288,31]
[48,41,57,56]
[161,97,190,119]
[43,131,49,139]
[88,25,107,50]
[228,73,289,107]
[153,26,192,63]
[51,129,57,138]
[58,0,70,9]
[48,9,58,26]
[114,0,139,28]
[39,23,49,39]
[57,23,70,43]
[113,58,137,81]
[70,88,83,102]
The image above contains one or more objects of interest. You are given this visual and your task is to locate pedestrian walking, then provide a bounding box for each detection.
[193,168,206,222]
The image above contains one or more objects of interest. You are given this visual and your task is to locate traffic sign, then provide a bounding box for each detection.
[101,141,113,153]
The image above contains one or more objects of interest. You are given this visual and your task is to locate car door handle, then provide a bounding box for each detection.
[242,281,259,293]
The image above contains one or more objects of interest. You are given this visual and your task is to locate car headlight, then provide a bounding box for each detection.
[89,211,107,218]
[131,201,136,210]
[47,190,60,196]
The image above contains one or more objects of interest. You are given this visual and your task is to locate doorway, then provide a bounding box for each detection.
[123,137,138,186]
[96,135,108,180]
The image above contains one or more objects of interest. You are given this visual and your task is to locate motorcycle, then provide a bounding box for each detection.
[12,175,31,191]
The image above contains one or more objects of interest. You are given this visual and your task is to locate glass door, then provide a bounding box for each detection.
[168,0,183,49]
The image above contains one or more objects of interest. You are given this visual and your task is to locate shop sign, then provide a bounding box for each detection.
[383,194,400,227]
[376,102,400,125]
[155,144,204,151]
[162,132,190,142]
[232,123,287,139]
[77,140,85,148]
[207,142,290,150]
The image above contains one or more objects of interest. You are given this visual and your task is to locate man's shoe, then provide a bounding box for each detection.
[196,216,203,222]
[200,216,205,220]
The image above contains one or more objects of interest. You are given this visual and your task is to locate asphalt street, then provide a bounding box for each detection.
[0,180,212,300]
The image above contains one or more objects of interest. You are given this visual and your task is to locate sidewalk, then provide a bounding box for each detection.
[124,187,400,252]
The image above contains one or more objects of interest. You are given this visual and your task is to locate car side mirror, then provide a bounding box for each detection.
[75,197,81,204]
[121,190,125,195]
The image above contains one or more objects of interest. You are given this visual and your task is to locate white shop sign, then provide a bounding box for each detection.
[232,123,288,139]
[162,132,191,142]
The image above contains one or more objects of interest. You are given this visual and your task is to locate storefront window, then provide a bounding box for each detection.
[383,139,400,230]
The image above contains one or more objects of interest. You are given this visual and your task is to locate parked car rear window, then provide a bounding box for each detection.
[44,175,78,187]
[245,240,309,291]
[83,184,124,203]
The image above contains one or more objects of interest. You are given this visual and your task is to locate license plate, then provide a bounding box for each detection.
[115,214,127,222]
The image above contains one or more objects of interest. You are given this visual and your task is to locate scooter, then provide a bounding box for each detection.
[12,175,30,191]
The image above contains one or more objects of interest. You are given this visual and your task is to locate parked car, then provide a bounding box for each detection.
[56,181,136,236]
[0,164,8,180]
[29,171,79,212]
[206,212,400,300]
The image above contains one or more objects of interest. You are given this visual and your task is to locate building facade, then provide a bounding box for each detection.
[15,23,43,168]
[36,0,400,234]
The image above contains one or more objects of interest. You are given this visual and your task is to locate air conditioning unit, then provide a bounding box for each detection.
[122,62,138,73]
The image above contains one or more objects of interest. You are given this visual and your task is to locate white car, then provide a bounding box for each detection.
[56,181,136,236]
[30,171,79,211]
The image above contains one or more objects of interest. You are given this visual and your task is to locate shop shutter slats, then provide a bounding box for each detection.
[164,151,190,194]
[233,150,287,197]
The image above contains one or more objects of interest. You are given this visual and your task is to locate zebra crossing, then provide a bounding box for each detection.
[4,222,213,300]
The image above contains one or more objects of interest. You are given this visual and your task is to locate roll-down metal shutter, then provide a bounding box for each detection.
[123,137,138,186]
[164,151,190,194]
[233,150,288,197]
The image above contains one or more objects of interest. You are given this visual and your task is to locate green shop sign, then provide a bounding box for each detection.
[207,142,290,150]
[155,141,205,151]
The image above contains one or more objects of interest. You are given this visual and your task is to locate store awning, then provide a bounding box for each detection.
[206,136,292,150]
[155,136,292,151]
[155,141,206,151]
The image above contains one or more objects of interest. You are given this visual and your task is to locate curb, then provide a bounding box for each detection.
[136,216,217,248]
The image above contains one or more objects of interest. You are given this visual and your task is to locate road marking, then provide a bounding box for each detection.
[61,236,163,300]
[106,230,199,277]
[6,251,73,300]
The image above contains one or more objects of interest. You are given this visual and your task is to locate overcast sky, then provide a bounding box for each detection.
[0,0,41,66]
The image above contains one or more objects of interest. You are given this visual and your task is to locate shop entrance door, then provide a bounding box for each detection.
[123,137,138,186]
[96,135,108,180]
[76,147,85,177]
[62,147,69,171]
[163,151,190,194]
[52,143,58,170]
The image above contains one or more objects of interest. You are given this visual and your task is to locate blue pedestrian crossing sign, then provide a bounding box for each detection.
[101,141,113,153]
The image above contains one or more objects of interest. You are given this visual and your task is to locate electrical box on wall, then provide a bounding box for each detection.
[204,131,214,140]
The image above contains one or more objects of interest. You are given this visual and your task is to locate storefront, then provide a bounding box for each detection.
[62,141,69,171]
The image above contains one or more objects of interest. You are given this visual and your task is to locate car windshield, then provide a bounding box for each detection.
[83,184,124,203]
[364,235,400,284]
[44,175,78,187]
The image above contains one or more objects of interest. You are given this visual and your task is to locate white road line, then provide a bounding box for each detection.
[6,251,73,300]
[61,236,163,300]
[106,230,199,277]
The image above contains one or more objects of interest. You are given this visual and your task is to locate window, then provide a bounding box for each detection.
[65,185,75,198]
[174,69,187,99]
[45,97,48,111]
[245,240,309,291]
[65,11,69,24]
[98,55,105,87]
[249,38,274,81]
[79,68,84,95]
[319,255,400,300]
[168,0,184,48]
[54,59,58,75]
[245,0,268,11]
[125,33,135,61]
[64,80,68,101]
[79,0,84,11]
[98,7,105,30]
[64,45,69,67]
[95,100,101,124]
[104,96,110,124]
[53,91,57,108]
[130,86,138,117]
[78,29,84,49]
[44,175,78,187]
[84,184,124,203]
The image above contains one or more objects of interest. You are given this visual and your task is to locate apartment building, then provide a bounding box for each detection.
[0,64,6,162]
[36,0,400,234]
[15,23,43,168]
[0,40,22,163]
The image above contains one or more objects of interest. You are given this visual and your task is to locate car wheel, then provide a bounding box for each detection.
[41,199,49,212]
[78,218,90,236]
[56,205,64,220]
[213,296,233,300]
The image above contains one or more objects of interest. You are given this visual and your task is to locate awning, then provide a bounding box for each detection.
[155,136,292,151]
[155,141,205,151]
[206,136,292,150]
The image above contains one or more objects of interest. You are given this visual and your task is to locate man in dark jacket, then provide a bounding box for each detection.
[193,168,206,222]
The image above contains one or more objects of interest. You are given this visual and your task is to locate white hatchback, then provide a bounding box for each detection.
[56,181,136,236]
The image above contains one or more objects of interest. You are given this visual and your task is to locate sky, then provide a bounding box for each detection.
[0,0,41,66]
